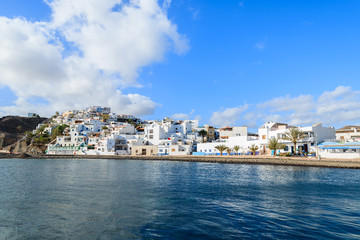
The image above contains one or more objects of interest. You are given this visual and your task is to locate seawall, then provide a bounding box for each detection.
[1,153,360,169]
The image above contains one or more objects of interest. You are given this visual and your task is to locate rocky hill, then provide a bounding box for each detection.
[0,115,47,149]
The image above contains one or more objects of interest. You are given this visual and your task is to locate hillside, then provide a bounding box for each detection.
[0,116,47,149]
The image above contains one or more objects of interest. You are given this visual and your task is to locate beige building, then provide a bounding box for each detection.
[219,126,248,140]
[204,125,215,141]
[131,145,158,156]
[336,126,360,142]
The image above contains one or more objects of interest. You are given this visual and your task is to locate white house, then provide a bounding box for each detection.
[258,121,335,154]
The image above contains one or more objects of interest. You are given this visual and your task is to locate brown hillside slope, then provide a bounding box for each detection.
[0,116,47,148]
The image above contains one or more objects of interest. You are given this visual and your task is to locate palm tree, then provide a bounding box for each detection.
[248,144,259,156]
[198,130,208,142]
[282,127,305,154]
[268,137,286,156]
[233,145,241,155]
[226,147,232,156]
[215,145,228,156]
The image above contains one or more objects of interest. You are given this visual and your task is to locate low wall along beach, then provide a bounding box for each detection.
[1,153,360,169]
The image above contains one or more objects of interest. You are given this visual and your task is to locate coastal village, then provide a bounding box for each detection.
[17,106,357,159]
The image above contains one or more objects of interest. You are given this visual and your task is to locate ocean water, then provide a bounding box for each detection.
[0,159,359,239]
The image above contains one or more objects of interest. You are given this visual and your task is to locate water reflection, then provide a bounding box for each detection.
[0,159,359,239]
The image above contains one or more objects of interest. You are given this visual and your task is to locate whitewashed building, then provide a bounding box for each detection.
[318,142,360,159]
[258,122,335,154]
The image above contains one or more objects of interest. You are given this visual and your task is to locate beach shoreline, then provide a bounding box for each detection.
[1,153,360,169]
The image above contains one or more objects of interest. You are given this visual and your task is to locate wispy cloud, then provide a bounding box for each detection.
[171,113,190,119]
[188,7,200,20]
[301,21,314,26]
[252,60,262,65]
[253,42,265,51]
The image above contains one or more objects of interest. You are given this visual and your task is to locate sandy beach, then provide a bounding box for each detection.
[1,153,360,169]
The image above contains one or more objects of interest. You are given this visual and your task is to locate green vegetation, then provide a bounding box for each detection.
[268,137,286,156]
[51,124,68,139]
[198,130,208,142]
[282,127,305,154]
[16,125,23,133]
[215,145,228,156]
[35,125,47,135]
[233,145,241,155]
[31,124,68,146]
[34,131,51,145]
[248,144,259,155]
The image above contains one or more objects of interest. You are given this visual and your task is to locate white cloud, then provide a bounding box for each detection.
[254,86,360,126]
[0,0,188,117]
[210,86,360,129]
[171,109,196,120]
[258,94,314,113]
[210,104,248,127]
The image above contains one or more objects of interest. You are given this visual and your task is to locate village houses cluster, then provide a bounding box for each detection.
[39,106,360,159]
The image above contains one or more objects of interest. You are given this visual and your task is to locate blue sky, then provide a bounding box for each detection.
[0,0,359,129]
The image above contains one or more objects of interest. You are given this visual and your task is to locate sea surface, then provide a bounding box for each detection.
[0,159,359,239]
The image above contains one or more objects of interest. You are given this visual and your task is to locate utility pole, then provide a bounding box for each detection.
[315,133,321,160]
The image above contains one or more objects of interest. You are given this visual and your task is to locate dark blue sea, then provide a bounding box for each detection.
[0,159,359,239]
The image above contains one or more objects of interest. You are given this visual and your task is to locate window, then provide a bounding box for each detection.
[159,149,163,152]
[149,135,153,139]
[151,150,153,153]
[149,129,153,134]
[172,149,175,152]
[209,149,212,152]
[136,150,138,153]
[262,135,266,139]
